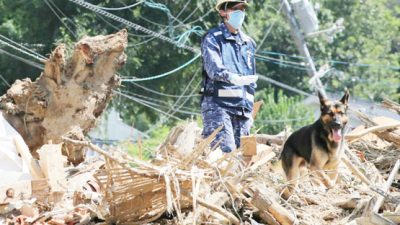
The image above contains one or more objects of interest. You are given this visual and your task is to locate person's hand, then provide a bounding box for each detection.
[230,74,258,86]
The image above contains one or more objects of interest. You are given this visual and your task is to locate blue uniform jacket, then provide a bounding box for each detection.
[201,23,256,117]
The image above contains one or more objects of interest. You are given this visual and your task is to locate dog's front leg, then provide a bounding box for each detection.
[310,165,335,188]
[324,159,340,185]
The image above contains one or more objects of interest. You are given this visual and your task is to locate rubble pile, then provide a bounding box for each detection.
[1,110,399,225]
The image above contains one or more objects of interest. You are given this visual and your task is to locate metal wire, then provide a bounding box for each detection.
[94,0,144,11]
[69,0,199,53]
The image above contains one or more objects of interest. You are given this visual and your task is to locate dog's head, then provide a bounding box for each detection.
[318,90,349,143]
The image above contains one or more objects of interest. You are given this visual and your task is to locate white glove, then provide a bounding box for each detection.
[230,74,258,86]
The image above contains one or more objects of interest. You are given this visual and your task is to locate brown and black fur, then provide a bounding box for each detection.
[280,90,349,198]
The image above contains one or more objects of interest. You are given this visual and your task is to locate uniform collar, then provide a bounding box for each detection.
[219,22,251,43]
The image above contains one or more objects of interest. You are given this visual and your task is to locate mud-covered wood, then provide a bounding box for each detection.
[0,30,128,164]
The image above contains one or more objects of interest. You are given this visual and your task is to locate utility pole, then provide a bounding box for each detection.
[281,0,325,95]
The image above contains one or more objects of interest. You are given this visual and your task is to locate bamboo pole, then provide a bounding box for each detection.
[372,160,400,213]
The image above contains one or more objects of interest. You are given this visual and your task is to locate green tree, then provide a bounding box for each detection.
[253,88,314,134]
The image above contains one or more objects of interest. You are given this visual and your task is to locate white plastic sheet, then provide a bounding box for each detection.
[0,112,31,185]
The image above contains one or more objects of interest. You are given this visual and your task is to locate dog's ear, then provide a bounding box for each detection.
[318,90,328,106]
[340,89,349,105]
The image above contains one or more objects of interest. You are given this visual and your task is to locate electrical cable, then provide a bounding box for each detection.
[97,14,159,38]
[120,90,201,113]
[257,73,312,97]
[0,34,47,61]
[0,74,11,87]
[115,91,184,121]
[256,56,309,71]
[130,82,201,98]
[121,53,200,82]
[256,2,284,52]
[143,69,201,134]
[258,50,400,71]
[255,115,312,124]
[69,0,199,53]
[255,53,306,66]
[44,0,78,38]
[94,0,144,11]
[0,48,44,70]
[120,92,200,116]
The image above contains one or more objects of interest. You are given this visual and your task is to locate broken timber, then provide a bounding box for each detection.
[0,30,128,165]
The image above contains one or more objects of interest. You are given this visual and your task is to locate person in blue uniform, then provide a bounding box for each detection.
[200,0,258,153]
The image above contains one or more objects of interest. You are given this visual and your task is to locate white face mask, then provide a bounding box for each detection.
[227,10,246,30]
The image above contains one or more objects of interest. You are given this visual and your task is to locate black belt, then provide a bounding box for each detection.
[199,90,213,96]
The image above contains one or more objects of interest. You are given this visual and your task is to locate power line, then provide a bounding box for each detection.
[0,74,11,87]
[130,82,201,98]
[121,53,200,82]
[256,56,309,71]
[120,92,200,116]
[257,73,312,97]
[255,115,312,124]
[183,9,213,26]
[120,90,201,113]
[69,0,199,53]
[0,48,44,70]
[94,0,144,11]
[96,14,160,39]
[44,0,78,38]
[0,34,47,61]
[47,0,76,26]
[258,50,400,71]
[173,0,191,22]
[256,53,306,66]
[180,6,199,24]
[115,91,184,121]
[256,2,284,52]
[143,69,201,134]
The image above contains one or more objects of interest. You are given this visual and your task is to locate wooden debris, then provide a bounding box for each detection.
[252,100,264,119]
[13,137,45,180]
[189,194,240,225]
[372,159,400,213]
[1,30,128,165]
[342,154,371,185]
[354,113,400,147]
[2,114,400,225]
[382,97,400,114]
[241,136,257,156]
[37,144,66,193]
[251,186,295,225]
[37,144,66,203]
[254,133,285,145]
[345,122,400,143]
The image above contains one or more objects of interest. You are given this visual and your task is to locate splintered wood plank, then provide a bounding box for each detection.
[37,144,66,193]
[13,137,45,179]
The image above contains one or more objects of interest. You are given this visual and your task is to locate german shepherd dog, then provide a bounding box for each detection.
[281,90,349,198]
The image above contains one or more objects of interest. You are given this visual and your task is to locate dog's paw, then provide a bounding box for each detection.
[325,181,335,189]
[281,187,293,200]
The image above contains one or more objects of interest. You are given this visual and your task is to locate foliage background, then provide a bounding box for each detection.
[0,0,398,135]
